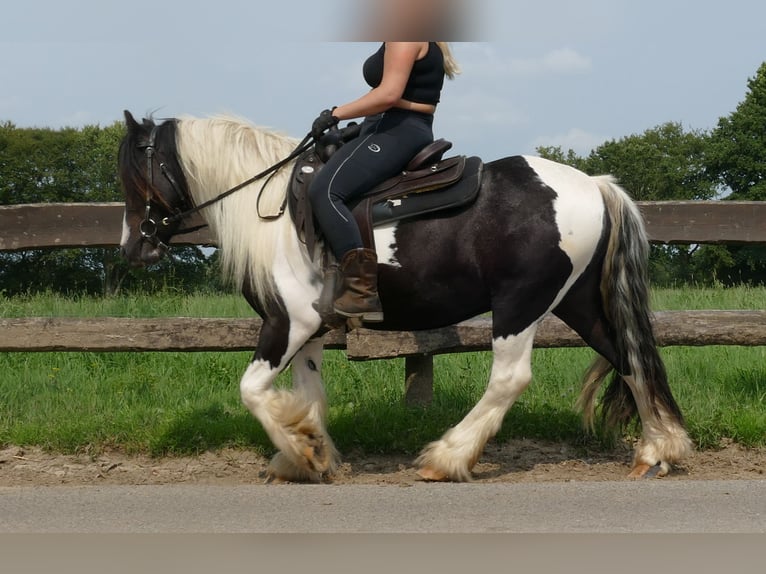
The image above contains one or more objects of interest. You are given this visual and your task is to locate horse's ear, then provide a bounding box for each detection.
[124,110,141,132]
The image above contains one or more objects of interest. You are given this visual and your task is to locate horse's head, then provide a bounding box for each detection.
[118,110,191,267]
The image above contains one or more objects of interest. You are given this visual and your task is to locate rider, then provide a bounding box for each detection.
[309,41,460,322]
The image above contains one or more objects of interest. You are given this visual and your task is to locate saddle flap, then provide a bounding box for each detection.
[365,156,483,227]
[288,150,323,256]
[366,155,465,199]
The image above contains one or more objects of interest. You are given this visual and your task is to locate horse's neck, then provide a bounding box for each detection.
[178,118,314,303]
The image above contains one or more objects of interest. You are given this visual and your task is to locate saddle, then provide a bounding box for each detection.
[288,124,484,258]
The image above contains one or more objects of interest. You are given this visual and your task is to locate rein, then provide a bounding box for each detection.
[156,130,314,228]
[137,124,314,249]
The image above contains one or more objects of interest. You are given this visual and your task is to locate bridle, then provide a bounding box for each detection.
[137,124,192,251]
[135,122,315,251]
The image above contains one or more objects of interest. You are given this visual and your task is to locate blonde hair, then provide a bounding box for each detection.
[437,42,461,79]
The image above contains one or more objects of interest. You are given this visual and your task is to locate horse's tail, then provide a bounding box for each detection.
[578,176,685,434]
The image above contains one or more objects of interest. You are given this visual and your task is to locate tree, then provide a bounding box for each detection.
[708,62,766,201]
[538,122,717,201]
[535,145,590,173]
[704,61,766,284]
[0,122,126,206]
[590,122,716,201]
[0,122,219,296]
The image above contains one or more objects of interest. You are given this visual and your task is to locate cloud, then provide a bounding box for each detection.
[440,87,529,130]
[510,48,593,76]
[531,127,606,155]
[542,48,593,74]
[459,44,592,79]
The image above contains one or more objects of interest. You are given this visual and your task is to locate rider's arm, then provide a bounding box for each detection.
[331,42,424,121]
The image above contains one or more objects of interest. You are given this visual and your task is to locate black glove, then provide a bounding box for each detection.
[311,108,339,140]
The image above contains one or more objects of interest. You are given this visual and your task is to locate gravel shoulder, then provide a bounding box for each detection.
[2,439,764,486]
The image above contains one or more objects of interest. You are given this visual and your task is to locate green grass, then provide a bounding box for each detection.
[1,286,764,456]
[650,284,766,310]
[0,290,253,318]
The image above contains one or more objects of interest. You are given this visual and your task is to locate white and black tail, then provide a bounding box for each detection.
[578,177,691,467]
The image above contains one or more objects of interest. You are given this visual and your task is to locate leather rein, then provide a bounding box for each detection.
[137,123,314,249]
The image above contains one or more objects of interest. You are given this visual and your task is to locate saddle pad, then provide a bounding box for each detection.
[367,156,483,226]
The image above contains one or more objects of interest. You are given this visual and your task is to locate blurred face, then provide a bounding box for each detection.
[357,0,465,40]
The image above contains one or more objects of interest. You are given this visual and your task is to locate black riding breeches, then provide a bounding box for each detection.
[308,108,434,260]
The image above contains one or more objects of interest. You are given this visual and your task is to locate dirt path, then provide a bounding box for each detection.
[2,439,765,486]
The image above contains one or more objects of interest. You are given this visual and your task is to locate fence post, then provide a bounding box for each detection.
[404,354,434,406]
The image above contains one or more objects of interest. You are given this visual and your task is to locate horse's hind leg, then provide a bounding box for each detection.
[554,271,692,478]
[416,323,538,482]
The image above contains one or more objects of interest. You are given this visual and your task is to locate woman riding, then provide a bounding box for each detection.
[308,41,460,323]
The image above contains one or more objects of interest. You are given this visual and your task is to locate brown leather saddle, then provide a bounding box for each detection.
[288,127,484,258]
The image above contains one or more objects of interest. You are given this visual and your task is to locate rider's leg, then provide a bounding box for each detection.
[308,109,434,321]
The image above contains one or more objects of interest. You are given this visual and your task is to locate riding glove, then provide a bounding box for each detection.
[311,108,339,140]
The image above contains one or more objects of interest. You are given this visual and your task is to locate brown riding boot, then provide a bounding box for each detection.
[333,248,384,322]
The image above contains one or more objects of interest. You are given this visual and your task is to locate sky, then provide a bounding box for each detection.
[1,0,765,162]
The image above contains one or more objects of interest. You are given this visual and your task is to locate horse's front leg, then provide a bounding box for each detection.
[416,323,538,482]
[239,313,335,483]
[267,338,339,482]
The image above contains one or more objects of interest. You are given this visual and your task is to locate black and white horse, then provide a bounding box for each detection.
[118,111,692,482]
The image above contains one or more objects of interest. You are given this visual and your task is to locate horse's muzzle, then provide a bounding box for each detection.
[120,239,166,267]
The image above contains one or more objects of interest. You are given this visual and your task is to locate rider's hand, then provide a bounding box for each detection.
[311,108,339,140]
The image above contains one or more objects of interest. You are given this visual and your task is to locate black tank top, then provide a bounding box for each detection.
[362,42,445,106]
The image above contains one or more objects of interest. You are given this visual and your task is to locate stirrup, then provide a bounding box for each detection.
[362,310,384,323]
[333,306,384,323]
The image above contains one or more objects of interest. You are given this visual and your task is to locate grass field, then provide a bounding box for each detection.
[1,286,764,456]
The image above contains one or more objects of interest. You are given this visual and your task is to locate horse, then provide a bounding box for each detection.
[118,110,693,482]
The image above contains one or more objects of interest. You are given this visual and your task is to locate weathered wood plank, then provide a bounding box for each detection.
[0,203,214,250]
[651,310,766,346]
[0,317,345,352]
[637,201,766,244]
[347,311,766,359]
[2,311,764,354]
[2,201,766,251]
[346,316,569,359]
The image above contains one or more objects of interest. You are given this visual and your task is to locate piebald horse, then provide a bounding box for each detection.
[118,111,692,482]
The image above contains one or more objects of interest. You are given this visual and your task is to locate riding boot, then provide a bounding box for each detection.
[333,248,384,323]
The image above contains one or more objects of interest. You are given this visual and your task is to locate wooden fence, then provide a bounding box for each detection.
[2,202,765,404]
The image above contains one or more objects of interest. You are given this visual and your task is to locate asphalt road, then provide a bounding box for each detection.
[2,480,765,533]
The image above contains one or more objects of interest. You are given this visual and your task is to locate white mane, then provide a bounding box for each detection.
[175,115,302,304]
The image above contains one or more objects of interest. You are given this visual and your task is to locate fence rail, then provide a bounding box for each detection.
[2,201,764,404]
[2,312,765,354]
[3,201,766,251]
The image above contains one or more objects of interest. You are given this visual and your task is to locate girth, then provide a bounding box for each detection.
[288,134,484,258]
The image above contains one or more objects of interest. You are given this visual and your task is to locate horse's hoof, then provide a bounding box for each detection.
[264,473,287,485]
[628,463,651,478]
[416,466,450,482]
[628,462,668,479]
[303,443,329,473]
[298,430,339,475]
[266,452,322,484]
